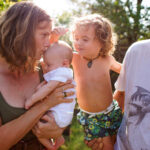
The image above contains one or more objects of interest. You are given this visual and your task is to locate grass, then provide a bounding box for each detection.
[59,112,91,150]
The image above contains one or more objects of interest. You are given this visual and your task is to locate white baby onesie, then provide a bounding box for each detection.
[44,67,76,128]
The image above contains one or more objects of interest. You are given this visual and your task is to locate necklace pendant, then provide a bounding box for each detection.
[87,60,92,68]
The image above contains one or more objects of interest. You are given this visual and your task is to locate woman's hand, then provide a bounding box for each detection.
[43,80,75,109]
[32,80,75,139]
[84,138,104,150]
[32,113,63,139]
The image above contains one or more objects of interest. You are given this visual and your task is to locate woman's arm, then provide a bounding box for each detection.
[0,102,47,149]
[0,82,73,149]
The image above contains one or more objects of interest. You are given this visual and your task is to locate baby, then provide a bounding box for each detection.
[25,41,76,150]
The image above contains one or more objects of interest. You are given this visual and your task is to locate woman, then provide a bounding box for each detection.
[0,2,74,149]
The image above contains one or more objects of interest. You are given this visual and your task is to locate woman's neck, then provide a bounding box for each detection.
[0,56,25,78]
[0,56,10,73]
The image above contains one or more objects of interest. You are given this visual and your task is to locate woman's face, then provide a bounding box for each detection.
[34,21,52,60]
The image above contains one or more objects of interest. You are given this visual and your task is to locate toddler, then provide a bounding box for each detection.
[71,14,122,150]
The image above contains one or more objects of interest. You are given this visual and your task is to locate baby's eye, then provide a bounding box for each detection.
[47,64,51,67]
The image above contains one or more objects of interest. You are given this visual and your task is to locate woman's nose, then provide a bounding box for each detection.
[44,39,50,48]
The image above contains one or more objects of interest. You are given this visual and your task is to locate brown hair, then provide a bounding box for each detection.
[0,2,51,72]
[72,14,117,56]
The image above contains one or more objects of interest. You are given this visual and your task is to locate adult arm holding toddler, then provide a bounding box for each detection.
[0,2,74,150]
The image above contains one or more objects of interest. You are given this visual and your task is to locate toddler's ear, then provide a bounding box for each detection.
[62,59,70,67]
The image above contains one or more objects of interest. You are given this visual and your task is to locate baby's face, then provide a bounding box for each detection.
[73,25,102,58]
[43,49,64,72]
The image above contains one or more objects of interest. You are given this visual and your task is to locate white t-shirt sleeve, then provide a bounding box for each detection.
[115,49,131,91]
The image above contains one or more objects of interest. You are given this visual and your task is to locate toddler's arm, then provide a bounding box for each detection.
[110,55,122,73]
[50,27,68,43]
[25,81,60,109]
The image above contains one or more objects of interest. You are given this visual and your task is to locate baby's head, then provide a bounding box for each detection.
[72,14,117,57]
[43,41,73,72]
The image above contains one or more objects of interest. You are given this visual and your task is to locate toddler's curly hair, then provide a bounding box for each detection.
[72,14,117,56]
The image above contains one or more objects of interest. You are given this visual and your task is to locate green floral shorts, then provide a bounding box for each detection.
[77,100,122,140]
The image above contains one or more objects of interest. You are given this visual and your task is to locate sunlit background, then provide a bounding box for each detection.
[33,0,73,17]
[33,0,149,17]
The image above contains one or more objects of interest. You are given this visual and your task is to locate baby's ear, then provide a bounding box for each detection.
[63,59,70,67]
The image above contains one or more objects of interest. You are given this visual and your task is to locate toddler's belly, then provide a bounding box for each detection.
[77,93,113,113]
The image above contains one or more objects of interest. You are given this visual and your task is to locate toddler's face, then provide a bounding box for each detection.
[73,25,102,58]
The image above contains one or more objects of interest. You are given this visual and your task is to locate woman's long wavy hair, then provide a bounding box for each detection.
[0,2,51,72]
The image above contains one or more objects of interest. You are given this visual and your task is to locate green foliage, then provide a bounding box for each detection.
[0,0,24,14]
[60,115,90,150]
[69,0,150,44]
[0,0,10,12]
[55,11,73,46]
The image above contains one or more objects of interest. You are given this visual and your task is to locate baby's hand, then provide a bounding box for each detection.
[25,97,36,109]
[50,27,68,43]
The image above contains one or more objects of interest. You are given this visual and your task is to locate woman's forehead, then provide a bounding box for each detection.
[37,21,52,30]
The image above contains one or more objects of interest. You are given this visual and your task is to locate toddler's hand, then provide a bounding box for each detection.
[50,27,68,43]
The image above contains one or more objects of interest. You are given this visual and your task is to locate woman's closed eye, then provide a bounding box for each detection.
[83,38,88,42]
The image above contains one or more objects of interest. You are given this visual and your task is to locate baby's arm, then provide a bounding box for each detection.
[110,55,122,73]
[25,81,60,109]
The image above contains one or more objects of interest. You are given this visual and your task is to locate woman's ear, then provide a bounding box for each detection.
[62,59,70,67]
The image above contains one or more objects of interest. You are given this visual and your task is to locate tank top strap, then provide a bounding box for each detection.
[38,63,44,82]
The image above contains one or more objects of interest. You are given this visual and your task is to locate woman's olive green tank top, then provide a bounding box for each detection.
[0,66,44,141]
